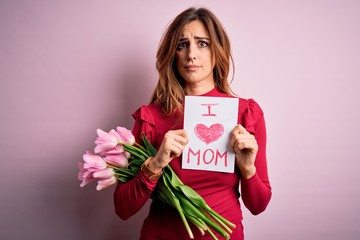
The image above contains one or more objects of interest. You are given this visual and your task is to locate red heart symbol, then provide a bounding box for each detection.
[194,123,224,145]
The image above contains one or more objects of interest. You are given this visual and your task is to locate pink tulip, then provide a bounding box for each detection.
[78,162,95,187]
[104,153,129,168]
[94,129,122,154]
[78,151,107,188]
[99,145,125,156]
[96,176,117,191]
[94,127,135,155]
[115,127,135,145]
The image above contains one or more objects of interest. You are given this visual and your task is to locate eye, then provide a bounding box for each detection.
[176,41,188,50]
[198,41,209,48]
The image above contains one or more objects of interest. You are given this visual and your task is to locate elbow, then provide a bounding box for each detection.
[114,197,133,220]
[114,189,132,220]
[248,191,272,216]
[115,207,131,221]
[249,204,268,216]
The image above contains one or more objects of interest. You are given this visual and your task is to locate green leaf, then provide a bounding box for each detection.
[118,176,131,182]
[127,159,144,168]
[164,165,236,231]
[142,133,157,157]
[129,165,140,173]
[123,144,149,160]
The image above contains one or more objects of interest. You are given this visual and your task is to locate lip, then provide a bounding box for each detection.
[184,64,200,72]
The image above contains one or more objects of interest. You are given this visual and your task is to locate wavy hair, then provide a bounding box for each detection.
[151,7,234,115]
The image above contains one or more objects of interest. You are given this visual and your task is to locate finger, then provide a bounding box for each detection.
[173,136,188,153]
[230,125,250,147]
[164,138,186,158]
[169,145,183,158]
[233,139,256,152]
[165,143,183,158]
[171,129,188,136]
[168,130,188,145]
[231,124,250,135]
[173,134,189,146]
[231,135,258,153]
[177,129,188,138]
[174,130,189,142]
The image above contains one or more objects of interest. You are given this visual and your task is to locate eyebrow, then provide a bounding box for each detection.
[179,36,210,41]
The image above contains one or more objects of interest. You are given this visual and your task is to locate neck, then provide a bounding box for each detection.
[185,82,215,96]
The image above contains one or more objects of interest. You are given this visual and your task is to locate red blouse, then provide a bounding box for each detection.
[114,88,272,240]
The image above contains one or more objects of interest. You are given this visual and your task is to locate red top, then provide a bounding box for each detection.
[114,88,272,240]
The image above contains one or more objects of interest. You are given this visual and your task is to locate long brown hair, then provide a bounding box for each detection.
[151,7,234,116]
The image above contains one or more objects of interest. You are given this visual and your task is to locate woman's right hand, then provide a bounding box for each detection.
[147,130,188,173]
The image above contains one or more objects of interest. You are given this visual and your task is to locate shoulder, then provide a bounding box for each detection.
[238,98,264,134]
[131,103,164,143]
[132,103,162,124]
[238,98,264,117]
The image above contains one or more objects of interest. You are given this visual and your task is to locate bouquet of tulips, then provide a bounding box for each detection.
[78,127,236,240]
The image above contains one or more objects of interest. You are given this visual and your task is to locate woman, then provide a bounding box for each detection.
[114,7,272,240]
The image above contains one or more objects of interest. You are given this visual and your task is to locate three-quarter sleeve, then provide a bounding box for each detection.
[240,99,272,215]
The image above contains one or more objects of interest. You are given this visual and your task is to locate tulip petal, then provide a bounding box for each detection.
[80,176,95,187]
[96,128,108,138]
[104,154,129,168]
[82,152,107,170]
[96,176,116,191]
[93,168,115,179]
[94,143,117,154]
[116,127,135,145]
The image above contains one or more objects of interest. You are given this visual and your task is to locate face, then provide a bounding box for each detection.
[175,20,215,92]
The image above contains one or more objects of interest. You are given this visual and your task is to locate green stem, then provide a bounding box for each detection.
[205,206,236,229]
[134,142,147,152]
[206,227,219,240]
[186,215,207,236]
[114,172,134,177]
[106,164,125,171]
[208,211,232,234]
[177,194,229,239]
[157,184,194,239]
[123,144,149,159]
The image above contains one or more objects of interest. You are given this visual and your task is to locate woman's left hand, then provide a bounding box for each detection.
[230,124,257,179]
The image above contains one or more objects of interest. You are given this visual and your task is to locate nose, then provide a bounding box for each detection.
[187,41,197,60]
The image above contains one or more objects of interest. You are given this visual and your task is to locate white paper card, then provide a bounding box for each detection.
[182,96,239,173]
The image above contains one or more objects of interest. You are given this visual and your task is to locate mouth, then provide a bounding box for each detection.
[184,64,200,72]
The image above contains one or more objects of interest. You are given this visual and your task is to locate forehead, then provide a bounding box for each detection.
[179,20,210,38]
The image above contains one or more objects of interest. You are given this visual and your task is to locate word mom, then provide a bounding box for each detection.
[187,147,228,167]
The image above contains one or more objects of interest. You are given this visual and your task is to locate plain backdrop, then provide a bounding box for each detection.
[1,0,359,239]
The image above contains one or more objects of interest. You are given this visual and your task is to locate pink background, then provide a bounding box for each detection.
[1,1,359,239]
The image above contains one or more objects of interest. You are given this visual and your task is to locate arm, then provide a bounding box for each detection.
[113,108,188,220]
[113,115,159,220]
[240,115,272,215]
[114,171,158,220]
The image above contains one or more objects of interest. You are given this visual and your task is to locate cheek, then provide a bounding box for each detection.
[208,53,215,69]
[175,51,183,62]
[175,52,183,70]
[203,49,215,67]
